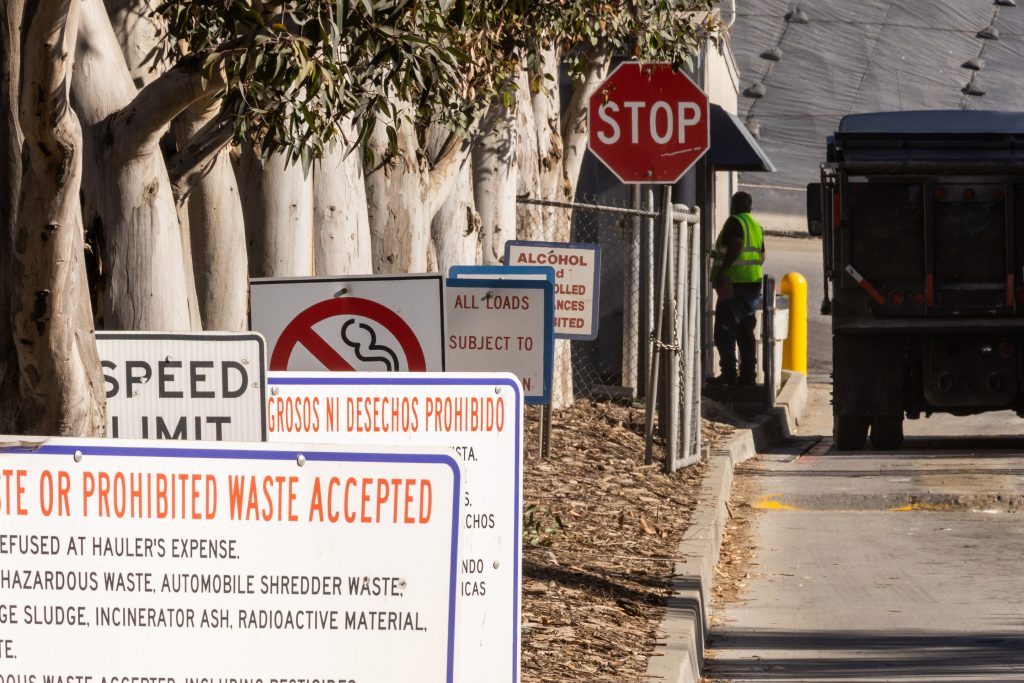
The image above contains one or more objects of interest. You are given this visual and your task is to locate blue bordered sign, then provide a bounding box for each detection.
[504,241,602,341]
[266,372,524,683]
[445,278,554,405]
[448,264,556,285]
[0,437,461,683]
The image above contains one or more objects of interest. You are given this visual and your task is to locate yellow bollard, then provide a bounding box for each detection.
[780,272,808,375]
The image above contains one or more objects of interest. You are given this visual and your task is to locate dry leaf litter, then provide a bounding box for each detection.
[521,400,733,683]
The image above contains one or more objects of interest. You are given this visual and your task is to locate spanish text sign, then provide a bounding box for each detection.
[504,241,601,341]
[250,274,446,373]
[267,372,523,683]
[96,332,267,442]
[0,437,460,683]
[446,279,554,405]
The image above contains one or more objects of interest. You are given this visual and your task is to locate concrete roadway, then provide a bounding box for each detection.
[706,383,1024,682]
[707,235,1024,681]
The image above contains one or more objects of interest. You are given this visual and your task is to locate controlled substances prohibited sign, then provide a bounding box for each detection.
[267,372,524,683]
[0,437,461,682]
[250,274,446,372]
[97,332,267,441]
[505,241,601,341]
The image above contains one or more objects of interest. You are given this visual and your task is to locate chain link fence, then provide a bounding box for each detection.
[516,195,703,472]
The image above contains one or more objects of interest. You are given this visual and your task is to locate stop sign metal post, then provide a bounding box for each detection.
[587,62,711,467]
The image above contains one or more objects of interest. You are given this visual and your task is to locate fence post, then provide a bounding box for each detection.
[668,210,688,474]
[622,186,642,397]
[644,187,656,397]
[644,188,674,466]
[689,211,702,462]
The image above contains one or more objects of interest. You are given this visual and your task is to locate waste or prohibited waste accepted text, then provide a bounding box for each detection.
[0,438,461,683]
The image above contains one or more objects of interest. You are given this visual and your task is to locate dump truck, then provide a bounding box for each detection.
[809,111,1024,450]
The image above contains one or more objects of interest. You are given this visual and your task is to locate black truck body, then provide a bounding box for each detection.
[811,111,1024,449]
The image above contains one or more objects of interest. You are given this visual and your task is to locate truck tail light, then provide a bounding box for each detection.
[912,291,925,305]
[889,291,905,305]
[1000,342,1015,358]
[934,188,946,200]
[964,188,975,200]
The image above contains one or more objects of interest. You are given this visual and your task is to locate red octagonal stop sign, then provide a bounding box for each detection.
[588,62,710,184]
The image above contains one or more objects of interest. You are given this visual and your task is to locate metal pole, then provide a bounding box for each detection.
[537,405,547,458]
[678,217,692,472]
[690,212,703,461]
[644,187,656,397]
[623,185,642,397]
[644,188,674,465]
[762,276,777,408]
[664,213,680,472]
[667,209,688,474]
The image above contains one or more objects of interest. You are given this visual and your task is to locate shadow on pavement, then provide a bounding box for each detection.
[708,628,1024,681]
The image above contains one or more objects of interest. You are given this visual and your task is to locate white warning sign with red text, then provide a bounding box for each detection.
[267,372,523,683]
[0,436,461,682]
[446,278,554,405]
[504,241,601,341]
[250,274,446,372]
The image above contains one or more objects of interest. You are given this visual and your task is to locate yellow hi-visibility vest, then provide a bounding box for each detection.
[712,212,765,284]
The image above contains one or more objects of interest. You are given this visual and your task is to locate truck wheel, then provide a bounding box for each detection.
[870,416,904,451]
[834,416,869,451]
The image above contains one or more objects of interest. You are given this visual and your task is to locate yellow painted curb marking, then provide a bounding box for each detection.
[753,496,800,511]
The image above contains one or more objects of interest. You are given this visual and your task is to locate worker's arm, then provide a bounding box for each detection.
[715,234,743,287]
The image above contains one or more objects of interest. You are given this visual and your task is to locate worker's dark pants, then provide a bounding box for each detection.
[714,283,762,381]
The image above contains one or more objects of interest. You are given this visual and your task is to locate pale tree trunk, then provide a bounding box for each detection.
[529,48,574,407]
[520,47,612,409]
[314,131,372,276]
[173,99,248,329]
[12,0,106,435]
[73,0,206,330]
[0,0,24,427]
[365,107,431,274]
[515,68,543,243]
[365,100,472,274]
[105,0,201,329]
[472,98,516,264]
[237,145,314,277]
[103,0,165,87]
[430,125,480,273]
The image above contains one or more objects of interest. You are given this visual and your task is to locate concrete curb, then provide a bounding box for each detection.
[643,370,808,683]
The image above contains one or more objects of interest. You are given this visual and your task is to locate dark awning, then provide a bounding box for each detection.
[708,104,776,172]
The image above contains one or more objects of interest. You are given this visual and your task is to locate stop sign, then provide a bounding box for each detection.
[588,62,710,184]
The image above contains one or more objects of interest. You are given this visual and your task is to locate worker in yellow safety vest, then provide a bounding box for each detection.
[708,191,765,386]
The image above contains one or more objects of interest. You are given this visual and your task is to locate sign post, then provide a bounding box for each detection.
[587,62,710,464]
[0,437,461,682]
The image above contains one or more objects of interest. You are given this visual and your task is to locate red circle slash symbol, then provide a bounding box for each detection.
[270,297,426,372]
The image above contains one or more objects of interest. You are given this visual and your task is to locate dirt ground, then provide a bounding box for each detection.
[520,400,733,683]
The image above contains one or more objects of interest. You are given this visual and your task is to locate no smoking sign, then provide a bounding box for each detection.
[250,275,446,372]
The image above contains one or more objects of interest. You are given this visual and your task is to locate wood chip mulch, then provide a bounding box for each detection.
[520,400,733,683]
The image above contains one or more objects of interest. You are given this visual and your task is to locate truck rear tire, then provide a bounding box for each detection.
[870,416,904,451]
[834,415,869,451]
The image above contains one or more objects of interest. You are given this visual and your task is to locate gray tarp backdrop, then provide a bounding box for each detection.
[732,0,1024,228]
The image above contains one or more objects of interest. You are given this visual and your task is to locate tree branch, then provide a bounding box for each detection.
[168,109,235,203]
[20,0,81,165]
[111,54,224,154]
[561,46,612,188]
